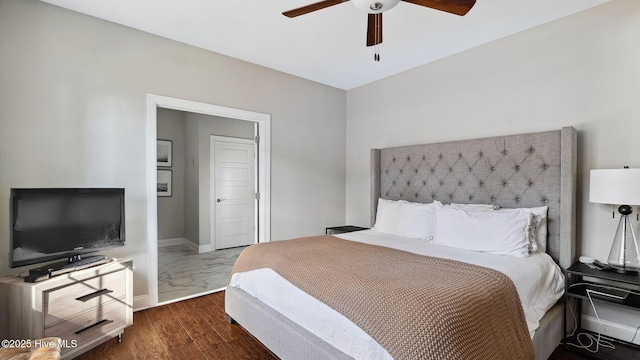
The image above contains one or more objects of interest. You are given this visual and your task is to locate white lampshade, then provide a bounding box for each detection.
[589,168,640,205]
[351,0,401,13]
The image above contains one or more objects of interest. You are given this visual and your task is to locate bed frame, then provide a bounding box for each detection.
[226,127,577,360]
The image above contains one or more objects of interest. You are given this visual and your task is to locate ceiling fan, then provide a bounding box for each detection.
[283,0,476,60]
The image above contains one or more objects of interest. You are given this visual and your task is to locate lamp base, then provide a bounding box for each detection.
[606,211,640,273]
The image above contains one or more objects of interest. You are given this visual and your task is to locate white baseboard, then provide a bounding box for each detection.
[582,315,640,345]
[159,238,212,253]
[183,239,199,252]
[182,239,212,253]
[133,294,149,312]
[158,238,185,247]
[198,244,213,253]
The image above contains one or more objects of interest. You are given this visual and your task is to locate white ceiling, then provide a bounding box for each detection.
[40,0,611,90]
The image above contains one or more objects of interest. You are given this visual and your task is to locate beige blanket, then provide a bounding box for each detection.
[230,235,534,360]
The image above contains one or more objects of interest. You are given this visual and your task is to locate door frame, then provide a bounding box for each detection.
[146,94,271,308]
[210,135,257,250]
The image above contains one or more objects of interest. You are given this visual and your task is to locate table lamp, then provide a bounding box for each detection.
[589,167,640,272]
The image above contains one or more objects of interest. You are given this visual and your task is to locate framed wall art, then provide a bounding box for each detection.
[157,169,172,197]
[157,139,172,167]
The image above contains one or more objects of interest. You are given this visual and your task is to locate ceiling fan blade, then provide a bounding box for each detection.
[366,13,382,47]
[401,0,476,16]
[283,0,349,18]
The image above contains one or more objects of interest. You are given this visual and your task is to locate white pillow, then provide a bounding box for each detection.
[373,198,440,240]
[448,203,501,211]
[432,205,533,257]
[512,206,548,253]
[448,204,548,253]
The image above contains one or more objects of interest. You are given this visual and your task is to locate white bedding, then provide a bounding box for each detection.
[228,230,565,360]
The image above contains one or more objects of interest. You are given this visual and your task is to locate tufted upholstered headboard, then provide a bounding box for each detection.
[370,127,577,269]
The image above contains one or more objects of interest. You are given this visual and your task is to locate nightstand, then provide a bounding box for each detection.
[325,225,369,235]
[564,262,640,359]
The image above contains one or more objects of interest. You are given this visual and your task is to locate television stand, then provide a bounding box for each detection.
[0,259,133,359]
[25,255,111,282]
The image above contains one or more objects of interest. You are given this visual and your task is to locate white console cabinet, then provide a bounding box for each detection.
[0,259,133,359]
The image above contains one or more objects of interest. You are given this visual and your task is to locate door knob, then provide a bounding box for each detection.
[217,198,224,203]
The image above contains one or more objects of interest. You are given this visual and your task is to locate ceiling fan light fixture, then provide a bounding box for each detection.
[352,0,400,14]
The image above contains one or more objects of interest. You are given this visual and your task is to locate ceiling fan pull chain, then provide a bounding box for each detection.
[374,45,380,61]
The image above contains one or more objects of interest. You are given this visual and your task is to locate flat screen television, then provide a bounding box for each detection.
[10,188,125,268]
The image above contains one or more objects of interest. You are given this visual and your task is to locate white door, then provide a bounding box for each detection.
[212,137,256,250]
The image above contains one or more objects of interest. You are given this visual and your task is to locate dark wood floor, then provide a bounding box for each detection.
[549,347,593,360]
[74,291,277,360]
[75,291,588,360]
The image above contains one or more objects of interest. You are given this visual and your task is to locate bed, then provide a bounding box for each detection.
[225,127,577,359]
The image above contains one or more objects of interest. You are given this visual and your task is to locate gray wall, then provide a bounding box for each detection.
[156,109,254,246]
[345,0,640,339]
[190,113,254,247]
[0,0,347,301]
[157,108,185,240]
[184,118,200,246]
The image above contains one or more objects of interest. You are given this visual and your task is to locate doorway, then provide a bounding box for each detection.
[146,95,271,308]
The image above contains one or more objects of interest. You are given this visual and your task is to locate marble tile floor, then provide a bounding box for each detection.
[158,244,246,303]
